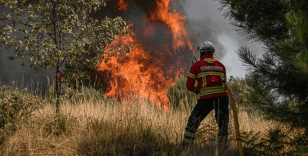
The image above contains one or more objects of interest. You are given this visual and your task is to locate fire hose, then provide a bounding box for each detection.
[193,83,244,156]
[226,84,244,156]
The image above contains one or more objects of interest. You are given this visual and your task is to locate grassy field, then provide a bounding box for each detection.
[0,76,306,156]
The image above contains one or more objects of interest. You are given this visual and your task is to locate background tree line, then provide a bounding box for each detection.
[217,0,308,154]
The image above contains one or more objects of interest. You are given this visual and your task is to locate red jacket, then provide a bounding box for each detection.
[187,54,229,100]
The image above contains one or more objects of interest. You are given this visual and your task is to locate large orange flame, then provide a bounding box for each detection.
[98,30,174,112]
[148,0,195,54]
[97,0,195,112]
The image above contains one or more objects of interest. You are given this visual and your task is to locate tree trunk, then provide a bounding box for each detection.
[56,64,60,115]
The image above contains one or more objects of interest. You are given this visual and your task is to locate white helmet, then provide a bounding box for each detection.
[197,41,215,53]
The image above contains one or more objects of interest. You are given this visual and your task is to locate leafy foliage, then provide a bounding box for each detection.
[0,0,131,71]
[0,0,132,114]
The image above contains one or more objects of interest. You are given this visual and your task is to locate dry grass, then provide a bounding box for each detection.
[0,94,305,156]
[0,76,306,155]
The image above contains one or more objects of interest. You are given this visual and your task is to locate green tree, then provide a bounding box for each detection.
[0,0,131,115]
[217,0,308,154]
[217,0,291,48]
[227,75,277,118]
[275,10,308,74]
[217,0,308,128]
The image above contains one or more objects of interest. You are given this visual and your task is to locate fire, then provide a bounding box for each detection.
[98,30,174,112]
[147,0,195,53]
[97,0,195,112]
[116,0,128,11]
[106,0,128,11]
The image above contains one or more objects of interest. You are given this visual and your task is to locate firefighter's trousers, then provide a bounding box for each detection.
[183,96,229,146]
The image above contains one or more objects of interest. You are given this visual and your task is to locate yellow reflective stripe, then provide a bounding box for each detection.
[222,82,226,89]
[199,91,228,97]
[197,72,225,79]
[184,132,195,137]
[203,58,215,62]
[202,76,207,88]
[199,88,228,96]
[218,136,224,139]
[200,86,225,91]
[200,89,228,95]
[200,88,226,95]
[187,73,196,79]
[183,138,194,143]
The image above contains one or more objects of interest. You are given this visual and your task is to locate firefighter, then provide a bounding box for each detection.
[182,41,229,149]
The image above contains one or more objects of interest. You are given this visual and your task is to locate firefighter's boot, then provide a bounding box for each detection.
[217,135,228,148]
[182,132,195,149]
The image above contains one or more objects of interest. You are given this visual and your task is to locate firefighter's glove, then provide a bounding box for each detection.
[195,90,200,95]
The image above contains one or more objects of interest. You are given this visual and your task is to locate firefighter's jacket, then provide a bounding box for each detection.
[187,54,229,100]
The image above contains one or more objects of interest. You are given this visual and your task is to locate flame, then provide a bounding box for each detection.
[97,0,195,112]
[106,0,128,11]
[98,30,174,112]
[147,0,195,54]
[117,0,128,11]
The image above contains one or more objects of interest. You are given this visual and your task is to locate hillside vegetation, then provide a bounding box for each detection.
[0,76,306,155]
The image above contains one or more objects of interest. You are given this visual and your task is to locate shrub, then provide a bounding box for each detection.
[77,120,162,156]
[167,76,197,112]
[0,85,44,145]
[45,77,106,105]
[228,76,269,118]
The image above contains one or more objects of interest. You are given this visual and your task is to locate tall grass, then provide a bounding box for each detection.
[167,76,197,112]
[0,76,306,155]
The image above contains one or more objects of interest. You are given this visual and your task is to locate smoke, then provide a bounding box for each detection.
[169,0,227,60]
[93,1,197,77]
[0,0,264,98]
[172,0,266,59]
[120,4,171,53]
